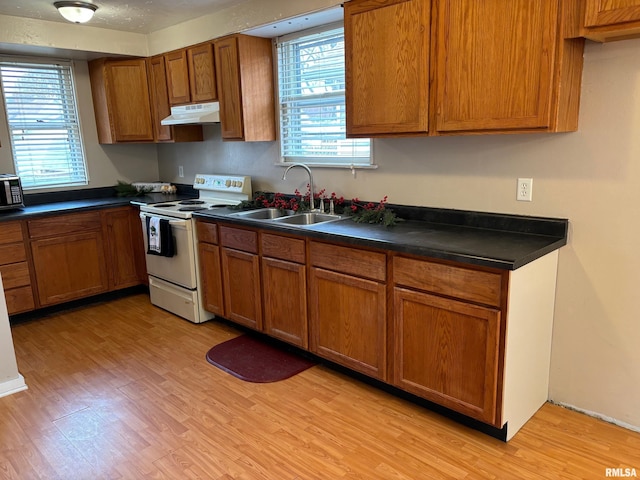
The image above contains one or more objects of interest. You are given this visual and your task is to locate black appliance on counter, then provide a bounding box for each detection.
[0,174,24,210]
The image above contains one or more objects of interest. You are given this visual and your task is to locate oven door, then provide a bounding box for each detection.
[140,212,196,289]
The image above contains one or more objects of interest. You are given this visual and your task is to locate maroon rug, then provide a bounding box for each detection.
[205,335,316,383]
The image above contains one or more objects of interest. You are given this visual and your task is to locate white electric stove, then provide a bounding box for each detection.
[139,174,251,323]
[139,174,252,219]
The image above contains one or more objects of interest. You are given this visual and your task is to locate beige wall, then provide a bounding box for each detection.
[0,1,638,432]
[157,38,640,430]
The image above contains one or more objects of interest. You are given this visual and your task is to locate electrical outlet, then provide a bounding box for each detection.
[178,166,184,178]
[517,178,533,202]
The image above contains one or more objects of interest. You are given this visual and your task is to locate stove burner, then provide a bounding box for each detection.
[208,204,232,208]
[152,203,176,208]
[178,206,208,212]
[179,200,206,205]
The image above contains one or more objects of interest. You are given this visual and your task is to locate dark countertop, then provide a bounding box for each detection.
[0,185,568,271]
[193,206,568,271]
[0,187,197,221]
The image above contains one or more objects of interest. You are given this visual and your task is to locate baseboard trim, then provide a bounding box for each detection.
[0,374,27,399]
[549,400,640,434]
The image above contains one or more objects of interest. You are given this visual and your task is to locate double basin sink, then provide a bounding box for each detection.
[228,208,348,227]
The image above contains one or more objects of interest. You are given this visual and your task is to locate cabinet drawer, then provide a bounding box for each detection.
[5,285,35,315]
[0,262,31,289]
[196,221,218,244]
[220,225,257,254]
[310,241,386,282]
[393,256,503,307]
[29,212,102,239]
[0,243,26,265]
[261,233,305,263]
[0,222,23,245]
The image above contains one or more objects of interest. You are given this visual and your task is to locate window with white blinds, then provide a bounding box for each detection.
[0,60,88,189]
[277,24,371,166]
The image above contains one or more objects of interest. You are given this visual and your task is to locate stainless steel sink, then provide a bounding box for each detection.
[271,212,346,226]
[229,208,295,220]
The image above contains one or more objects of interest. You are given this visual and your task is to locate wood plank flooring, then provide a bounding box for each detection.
[1,293,638,479]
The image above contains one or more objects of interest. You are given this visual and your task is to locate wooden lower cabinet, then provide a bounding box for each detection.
[31,231,109,306]
[309,266,387,380]
[262,257,307,348]
[219,225,262,329]
[0,221,34,315]
[200,221,559,438]
[261,232,308,348]
[393,287,501,425]
[307,241,387,380]
[103,207,146,289]
[199,242,224,315]
[221,247,262,330]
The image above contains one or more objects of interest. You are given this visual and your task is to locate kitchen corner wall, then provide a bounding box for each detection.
[158,38,640,430]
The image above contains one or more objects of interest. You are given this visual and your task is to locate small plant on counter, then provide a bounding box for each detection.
[348,196,402,227]
[114,180,153,197]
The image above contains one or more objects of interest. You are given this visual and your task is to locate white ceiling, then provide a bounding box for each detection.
[0,0,251,34]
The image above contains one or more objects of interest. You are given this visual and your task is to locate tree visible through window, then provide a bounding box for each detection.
[0,60,88,189]
[277,25,370,165]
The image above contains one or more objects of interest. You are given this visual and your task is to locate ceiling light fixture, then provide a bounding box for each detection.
[53,1,98,24]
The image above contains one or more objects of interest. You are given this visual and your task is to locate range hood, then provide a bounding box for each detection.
[160,102,220,125]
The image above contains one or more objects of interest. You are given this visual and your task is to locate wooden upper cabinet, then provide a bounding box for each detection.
[147,56,173,142]
[344,0,585,137]
[147,56,203,143]
[214,34,276,141]
[188,43,217,103]
[88,58,154,143]
[165,49,191,105]
[434,0,583,134]
[345,0,431,136]
[165,43,217,105]
[583,0,640,41]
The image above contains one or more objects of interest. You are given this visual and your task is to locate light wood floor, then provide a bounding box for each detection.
[1,293,639,479]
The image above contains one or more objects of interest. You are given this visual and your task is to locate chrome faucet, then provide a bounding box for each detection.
[282,163,317,211]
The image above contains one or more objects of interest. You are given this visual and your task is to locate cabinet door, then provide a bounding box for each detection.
[393,287,501,425]
[309,267,386,380]
[31,232,109,306]
[147,56,203,143]
[434,0,557,132]
[199,243,224,316]
[165,49,191,105]
[147,56,173,142]
[262,257,307,348]
[103,207,145,290]
[104,59,154,142]
[188,43,217,103]
[214,35,276,141]
[214,36,244,140]
[345,0,430,136]
[585,0,640,27]
[221,247,262,330]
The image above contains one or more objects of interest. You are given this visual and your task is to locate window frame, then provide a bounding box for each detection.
[0,57,90,190]
[275,22,374,170]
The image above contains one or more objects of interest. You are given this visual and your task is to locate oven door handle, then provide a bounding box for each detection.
[139,212,190,228]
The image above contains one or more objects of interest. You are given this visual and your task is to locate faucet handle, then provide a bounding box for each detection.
[329,198,335,215]
[319,198,325,213]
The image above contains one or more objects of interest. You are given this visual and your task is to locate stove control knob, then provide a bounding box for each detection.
[225,179,231,187]
[232,181,238,187]
[237,181,243,188]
